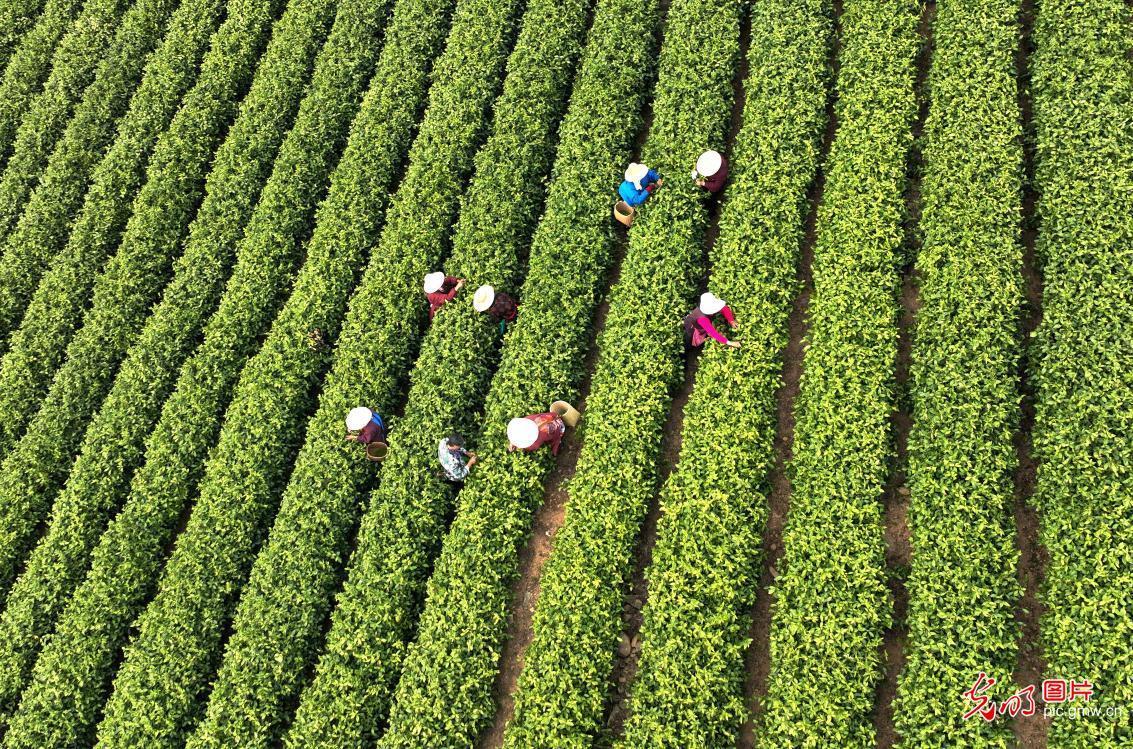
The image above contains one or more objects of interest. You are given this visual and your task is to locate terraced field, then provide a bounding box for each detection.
[0,0,1128,746]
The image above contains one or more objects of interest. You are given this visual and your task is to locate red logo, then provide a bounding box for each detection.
[963,674,1093,721]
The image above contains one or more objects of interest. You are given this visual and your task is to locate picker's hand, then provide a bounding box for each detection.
[727,340,741,349]
[456,279,466,291]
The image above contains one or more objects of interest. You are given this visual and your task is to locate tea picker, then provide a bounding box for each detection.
[345,406,389,462]
[507,401,581,456]
[473,284,518,333]
[684,291,740,349]
[617,162,662,207]
[691,149,728,194]
[424,271,465,319]
[438,433,477,482]
[613,162,663,228]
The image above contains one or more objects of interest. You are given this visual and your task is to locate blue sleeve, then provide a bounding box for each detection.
[618,181,644,206]
[646,168,659,183]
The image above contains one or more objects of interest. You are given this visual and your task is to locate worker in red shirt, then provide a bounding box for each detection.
[507,412,566,456]
[473,284,518,333]
[424,271,465,318]
[691,149,729,194]
[684,291,740,349]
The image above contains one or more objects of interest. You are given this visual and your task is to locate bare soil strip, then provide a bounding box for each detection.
[1012,0,1049,744]
[596,11,753,743]
[871,4,934,747]
[737,3,841,745]
[474,6,674,742]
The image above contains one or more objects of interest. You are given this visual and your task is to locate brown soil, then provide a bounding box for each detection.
[738,3,841,745]
[597,9,753,744]
[476,241,625,749]
[871,3,934,746]
[475,4,675,737]
[1012,0,1049,744]
[599,348,699,743]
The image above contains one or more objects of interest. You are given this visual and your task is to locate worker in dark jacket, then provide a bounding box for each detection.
[424,271,464,318]
[345,407,387,444]
[684,291,740,349]
[507,413,566,455]
[618,162,662,207]
[473,284,518,333]
[691,149,728,194]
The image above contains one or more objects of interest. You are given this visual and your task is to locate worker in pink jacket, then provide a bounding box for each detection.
[684,291,740,349]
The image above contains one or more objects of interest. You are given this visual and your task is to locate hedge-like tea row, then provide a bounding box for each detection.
[194,0,593,745]
[0,0,83,167]
[0,0,222,394]
[890,0,1023,744]
[0,0,280,456]
[757,0,919,745]
[496,1,741,746]
[611,1,830,744]
[0,0,151,250]
[0,0,49,69]
[91,0,523,743]
[3,1,453,744]
[0,0,372,732]
[0,0,288,593]
[286,0,657,742]
[1029,0,1133,744]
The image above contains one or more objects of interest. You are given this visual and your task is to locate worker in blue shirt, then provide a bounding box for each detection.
[618,162,662,207]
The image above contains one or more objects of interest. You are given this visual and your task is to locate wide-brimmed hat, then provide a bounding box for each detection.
[624,162,649,189]
[346,406,373,431]
[423,271,445,294]
[696,150,722,177]
[507,417,539,449]
[473,284,495,312]
[699,292,726,315]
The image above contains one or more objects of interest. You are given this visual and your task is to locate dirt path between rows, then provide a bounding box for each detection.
[871,3,934,746]
[474,4,674,744]
[1012,0,1049,744]
[737,2,841,745]
[598,9,752,742]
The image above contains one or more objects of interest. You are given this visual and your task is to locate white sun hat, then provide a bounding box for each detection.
[423,271,445,294]
[624,162,649,189]
[696,150,723,177]
[507,417,539,449]
[473,284,496,312]
[699,292,726,315]
[346,406,373,431]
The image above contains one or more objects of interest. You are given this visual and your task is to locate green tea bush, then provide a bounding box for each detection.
[0,0,223,416]
[0,0,161,251]
[0,0,84,167]
[0,0,291,594]
[1029,0,1133,744]
[0,0,387,735]
[1,0,455,743]
[758,0,919,745]
[196,0,596,743]
[892,0,1024,744]
[91,0,524,743]
[614,0,830,744]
